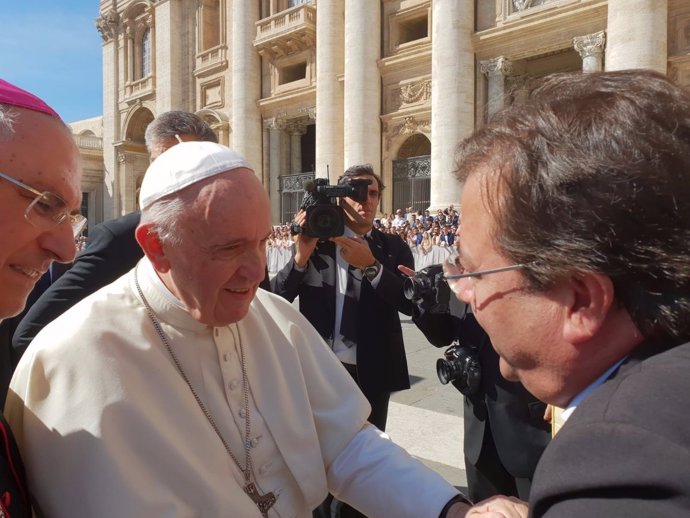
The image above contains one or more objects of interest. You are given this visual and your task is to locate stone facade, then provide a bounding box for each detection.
[78,0,685,226]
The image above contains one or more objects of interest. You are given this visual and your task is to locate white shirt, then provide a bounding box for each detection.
[333,227,382,365]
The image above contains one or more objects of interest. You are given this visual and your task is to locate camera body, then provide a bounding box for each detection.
[436,343,482,396]
[292,177,372,240]
[404,263,483,395]
[402,264,450,314]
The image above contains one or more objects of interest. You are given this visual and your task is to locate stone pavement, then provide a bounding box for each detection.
[388,314,468,493]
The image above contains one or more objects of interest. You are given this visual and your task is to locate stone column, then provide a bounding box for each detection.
[606,0,667,73]
[430,0,475,211]
[265,118,284,224]
[153,1,194,111]
[344,2,380,171]
[315,0,344,182]
[574,31,606,72]
[480,57,513,119]
[288,122,307,174]
[231,0,263,180]
[96,8,120,218]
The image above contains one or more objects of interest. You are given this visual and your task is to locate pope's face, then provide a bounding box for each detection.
[161,169,271,327]
[0,109,82,319]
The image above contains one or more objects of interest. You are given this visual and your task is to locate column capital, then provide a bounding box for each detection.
[286,121,308,136]
[480,56,513,77]
[96,9,120,43]
[573,31,606,60]
[263,117,286,131]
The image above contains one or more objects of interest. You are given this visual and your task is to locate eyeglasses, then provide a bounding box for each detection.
[0,171,87,237]
[443,255,529,282]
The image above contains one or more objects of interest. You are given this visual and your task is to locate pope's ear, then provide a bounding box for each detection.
[135,224,171,273]
[563,272,615,344]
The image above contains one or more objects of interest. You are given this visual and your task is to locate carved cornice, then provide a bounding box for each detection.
[573,30,606,59]
[96,9,120,43]
[480,56,513,77]
[396,116,431,136]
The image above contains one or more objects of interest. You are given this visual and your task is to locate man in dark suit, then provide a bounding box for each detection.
[453,70,690,518]
[409,289,550,503]
[272,164,414,517]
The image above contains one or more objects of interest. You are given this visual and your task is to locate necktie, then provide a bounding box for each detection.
[339,265,363,348]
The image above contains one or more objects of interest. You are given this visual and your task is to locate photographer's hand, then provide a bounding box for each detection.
[292,210,318,268]
[330,235,375,269]
[397,265,415,277]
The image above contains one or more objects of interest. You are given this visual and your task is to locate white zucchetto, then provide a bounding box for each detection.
[139,141,252,209]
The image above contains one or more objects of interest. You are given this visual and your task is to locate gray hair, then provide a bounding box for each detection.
[0,104,17,140]
[139,195,189,247]
[144,111,218,153]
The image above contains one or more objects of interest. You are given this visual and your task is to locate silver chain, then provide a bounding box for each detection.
[134,267,253,484]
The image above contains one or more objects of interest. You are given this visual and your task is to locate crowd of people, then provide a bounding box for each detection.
[266,206,461,274]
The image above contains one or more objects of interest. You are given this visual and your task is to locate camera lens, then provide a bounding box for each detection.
[306,204,344,239]
[403,275,432,301]
[436,358,459,385]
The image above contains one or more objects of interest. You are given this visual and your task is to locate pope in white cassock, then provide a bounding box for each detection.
[5,142,470,518]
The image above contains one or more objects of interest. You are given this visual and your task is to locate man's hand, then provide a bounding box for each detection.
[398,265,415,277]
[464,496,529,518]
[330,235,375,269]
[292,209,319,268]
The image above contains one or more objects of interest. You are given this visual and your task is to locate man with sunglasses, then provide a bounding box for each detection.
[453,70,690,517]
[0,78,83,518]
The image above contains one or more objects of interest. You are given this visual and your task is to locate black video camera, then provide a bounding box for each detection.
[403,264,450,314]
[291,177,372,239]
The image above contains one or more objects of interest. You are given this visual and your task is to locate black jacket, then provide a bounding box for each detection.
[271,229,415,397]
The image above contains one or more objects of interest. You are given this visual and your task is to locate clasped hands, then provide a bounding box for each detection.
[451,496,528,518]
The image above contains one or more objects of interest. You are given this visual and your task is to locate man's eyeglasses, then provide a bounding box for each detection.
[443,256,529,281]
[0,171,87,237]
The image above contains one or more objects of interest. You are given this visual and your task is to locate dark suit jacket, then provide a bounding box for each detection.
[529,340,690,517]
[414,304,550,480]
[12,211,144,360]
[271,229,415,397]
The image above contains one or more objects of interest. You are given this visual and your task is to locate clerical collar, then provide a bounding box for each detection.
[139,257,188,312]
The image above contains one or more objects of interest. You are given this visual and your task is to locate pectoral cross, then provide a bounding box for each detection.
[244,482,277,517]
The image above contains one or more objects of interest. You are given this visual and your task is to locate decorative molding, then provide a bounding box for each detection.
[513,0,534,12]
[396,116,431,136]
[573,30,606,59]
[480,56,513,77]
[393,156,431,179]
[96,9,120,43]
[280,172,314,192]
[399,79,432,106]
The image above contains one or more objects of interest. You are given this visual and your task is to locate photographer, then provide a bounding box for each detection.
[272,164,415,518]
[400,263,551,503]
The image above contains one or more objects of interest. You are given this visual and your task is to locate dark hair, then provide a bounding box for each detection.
[455,69,690,340]
[338,163,385,192]
[144,110,218,152]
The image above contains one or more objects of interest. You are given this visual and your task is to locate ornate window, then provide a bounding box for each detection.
[141,28,151,78]
[199,0,221,51]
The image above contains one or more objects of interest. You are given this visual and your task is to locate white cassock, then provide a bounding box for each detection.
[6,258,458,518]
